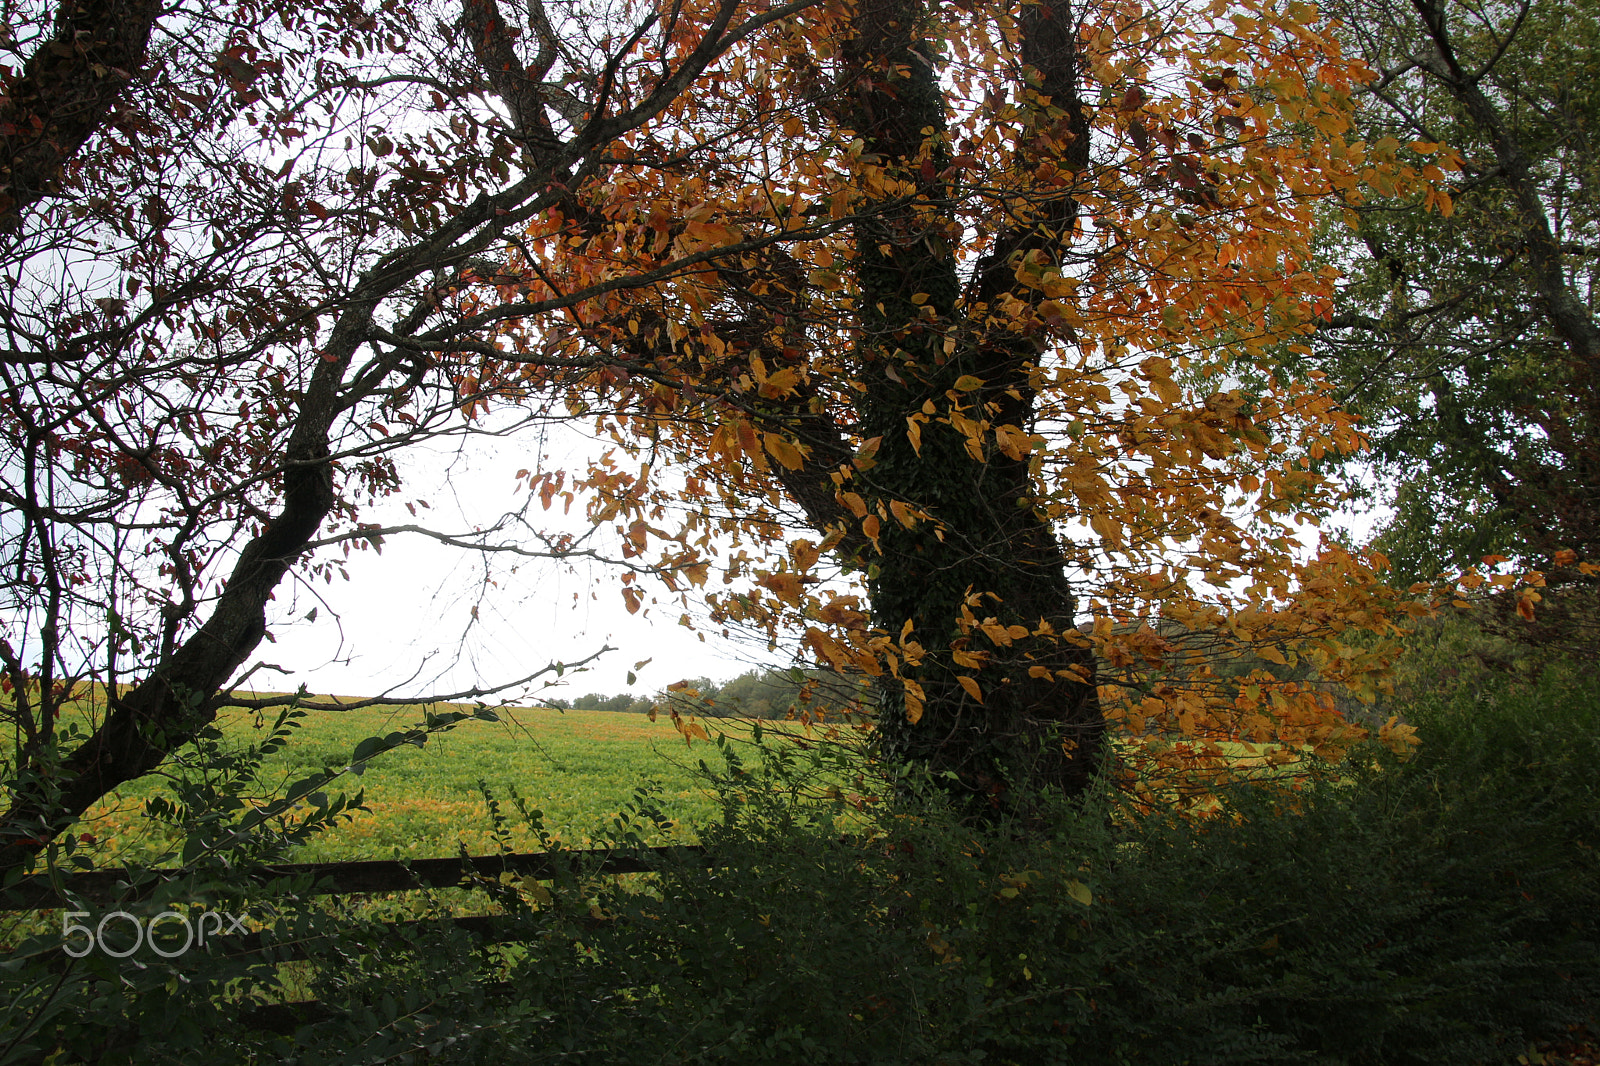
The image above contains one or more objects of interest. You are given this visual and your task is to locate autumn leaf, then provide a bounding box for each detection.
[764,433,806,470]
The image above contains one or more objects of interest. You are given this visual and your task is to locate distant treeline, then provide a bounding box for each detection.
[544,667,868,720]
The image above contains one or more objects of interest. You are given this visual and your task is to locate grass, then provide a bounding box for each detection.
[73,702,768,867]
[63,697,1305,869]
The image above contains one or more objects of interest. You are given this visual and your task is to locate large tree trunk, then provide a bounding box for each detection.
[837,0,1104,804]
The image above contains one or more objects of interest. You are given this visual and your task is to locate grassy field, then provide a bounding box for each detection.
[62,693,1309,871]
[74,703,768,866]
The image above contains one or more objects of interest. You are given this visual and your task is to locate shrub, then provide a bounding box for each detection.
[9,672,1594,1064]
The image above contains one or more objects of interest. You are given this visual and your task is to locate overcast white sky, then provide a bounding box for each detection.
[259,421,781,704]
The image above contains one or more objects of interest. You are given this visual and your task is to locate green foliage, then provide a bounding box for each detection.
[1315,0,1600,580]
[1072,675,1598,1064]
[570,692,638,714]
[0,700,519,1064]
[654,668,867,722]
[5,671,1595,1064]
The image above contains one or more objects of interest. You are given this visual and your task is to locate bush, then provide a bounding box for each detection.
[8,673,1595,1065]
[462,675,1596,1066]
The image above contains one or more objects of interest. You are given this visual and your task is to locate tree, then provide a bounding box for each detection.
[0,0,820,873]
[0,0,1426,878]
[1315,0,1600,584]
[501,0,1424,805]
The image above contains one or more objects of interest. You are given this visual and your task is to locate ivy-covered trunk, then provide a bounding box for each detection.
[838,0,1103,801]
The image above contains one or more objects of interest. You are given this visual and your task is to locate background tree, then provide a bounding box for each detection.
[498,0,1430,806]
[0,0,818,873]
[1315,0,1599,584]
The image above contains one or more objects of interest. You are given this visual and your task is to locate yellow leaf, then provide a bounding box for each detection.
[1066,879,1093,907]
[1090,512,1122,542]
[736,420,766,470]
[757,570,804,605]
[806,628,852,670]
[953,374,984,392]
[906,417,923,455]
[841,491,868,517]
[951,647,987,668]
[957,675,984,703]
[764,433,805,470]
[1140,356,1173,378]
[1378,716,1421,759]
[904,682,925,725]
[760,367,800,398]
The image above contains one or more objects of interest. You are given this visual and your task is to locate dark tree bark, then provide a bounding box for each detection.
[0,0,165,231]
[831,0,1104,803]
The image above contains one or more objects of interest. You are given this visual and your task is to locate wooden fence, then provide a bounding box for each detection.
[1,844,713,1035]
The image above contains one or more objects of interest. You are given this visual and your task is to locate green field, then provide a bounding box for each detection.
[72,700,1304,869]
[77,703,767,866]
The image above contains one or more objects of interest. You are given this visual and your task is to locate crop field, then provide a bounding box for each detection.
[74,703,779,867]
[65,694,1305,873]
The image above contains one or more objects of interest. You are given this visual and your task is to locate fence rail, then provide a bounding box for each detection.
[0,844,708,911]
[2,844,718,1035]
